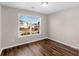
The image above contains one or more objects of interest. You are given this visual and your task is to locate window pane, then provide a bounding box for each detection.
[31,16,40,34]
[19,16,30,36]
[19,15,41,37]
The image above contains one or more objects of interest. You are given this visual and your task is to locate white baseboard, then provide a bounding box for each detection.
[49,37,79,50]
[2,37,78,55]
[1,37,48,52]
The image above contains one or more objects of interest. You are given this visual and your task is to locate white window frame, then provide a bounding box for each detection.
[18,14,41,38]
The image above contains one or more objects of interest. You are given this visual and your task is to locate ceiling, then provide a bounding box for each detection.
[0,2,79,15]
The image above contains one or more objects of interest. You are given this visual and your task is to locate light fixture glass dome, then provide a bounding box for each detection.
[41,2,48,7]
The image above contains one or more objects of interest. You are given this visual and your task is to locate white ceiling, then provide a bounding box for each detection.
[0,2,79,15]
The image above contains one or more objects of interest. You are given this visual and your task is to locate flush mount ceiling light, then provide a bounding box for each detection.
[41,2,48,7]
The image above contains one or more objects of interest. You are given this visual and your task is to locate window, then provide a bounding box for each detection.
[18,15,41,37]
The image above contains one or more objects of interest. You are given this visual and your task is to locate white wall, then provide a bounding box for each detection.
[48,6,79,49]
[1,6,47,49]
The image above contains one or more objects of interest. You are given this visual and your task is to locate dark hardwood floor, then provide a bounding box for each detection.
[1,39,79,56]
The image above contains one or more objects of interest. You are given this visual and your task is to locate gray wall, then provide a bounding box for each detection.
[48,6,79,49]
[1,5,79,50]
[0,6,1,51]
[1,6,47,49]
